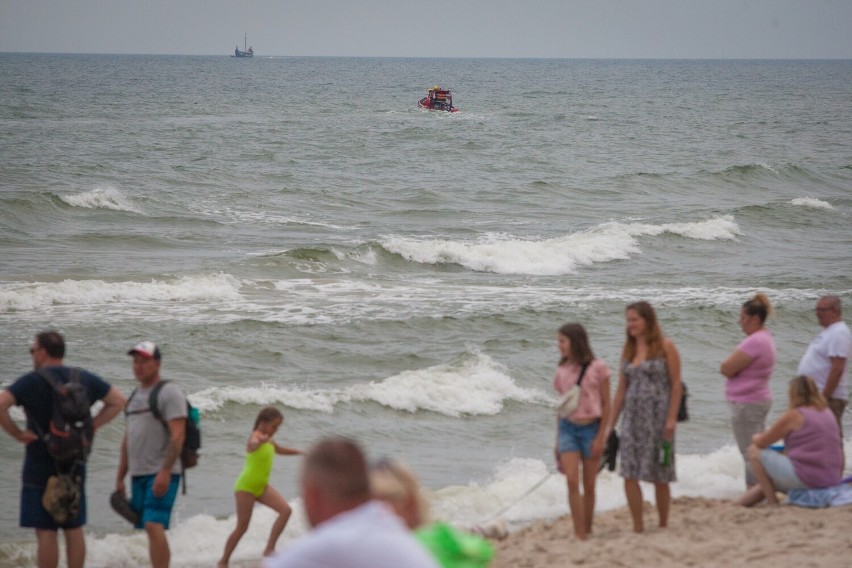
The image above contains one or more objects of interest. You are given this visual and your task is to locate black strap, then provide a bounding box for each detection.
[149,381,188,495]
[38,367,80,392]
[576,363,590,387]
[124,380,168,417]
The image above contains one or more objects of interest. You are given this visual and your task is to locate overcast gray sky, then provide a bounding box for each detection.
[1,0,850,59]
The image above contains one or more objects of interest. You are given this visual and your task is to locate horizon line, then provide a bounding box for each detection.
[2,51,851,61]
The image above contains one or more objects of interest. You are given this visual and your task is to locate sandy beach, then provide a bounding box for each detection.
[491,497,852,568]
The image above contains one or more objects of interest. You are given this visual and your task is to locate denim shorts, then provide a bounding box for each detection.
[131,474,181,529]
[760,449,807,492]
[557,418,600,458]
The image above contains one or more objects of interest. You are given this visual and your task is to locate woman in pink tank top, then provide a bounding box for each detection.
[736,375,842,507]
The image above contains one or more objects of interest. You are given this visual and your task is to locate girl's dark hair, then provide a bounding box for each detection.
[254,406,283,430]
[742,293,772,324]
[558,323,595,366]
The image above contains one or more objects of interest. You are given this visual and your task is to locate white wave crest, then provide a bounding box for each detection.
[191,352,551,417]
[790,197,834,210]
[0,274,242,313]
[619,215,742,241]
[60,186,142,213]
[381,216,741,275]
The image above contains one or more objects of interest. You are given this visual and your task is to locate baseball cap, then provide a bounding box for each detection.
[127,340,161,360]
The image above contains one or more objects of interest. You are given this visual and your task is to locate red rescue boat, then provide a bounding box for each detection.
[418,86,458,112]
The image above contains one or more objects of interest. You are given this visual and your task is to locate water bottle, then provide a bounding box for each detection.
[659,440,672,467]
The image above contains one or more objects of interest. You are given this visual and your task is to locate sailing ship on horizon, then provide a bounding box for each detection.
[232,33,253,58]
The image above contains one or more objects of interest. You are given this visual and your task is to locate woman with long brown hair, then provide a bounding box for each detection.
[606,301,682,533]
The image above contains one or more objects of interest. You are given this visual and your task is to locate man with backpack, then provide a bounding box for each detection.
[0,330,125,568]
[115,340,188,568]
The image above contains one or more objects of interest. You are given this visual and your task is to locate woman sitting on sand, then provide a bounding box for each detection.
[719,293,776,488]
[606,301,683,533]
[736,375,842,507]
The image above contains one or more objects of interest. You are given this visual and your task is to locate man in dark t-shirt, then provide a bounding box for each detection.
[0,331,125,568]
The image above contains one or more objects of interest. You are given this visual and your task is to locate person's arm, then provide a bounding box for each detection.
[591,375,611,459]
[751,409,803,448]
[720,349,753,379]
[93,386,125,431]
[152,417,185,497]
[822,356,847,399]
[0,390,38,444]
[606,368,627,437]
[273,442,303,456]
[116,434,129,495]
[247,429,269,453]
[663,338,683,441]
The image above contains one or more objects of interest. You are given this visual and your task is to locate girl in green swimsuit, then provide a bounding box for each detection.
[218,407,302,567]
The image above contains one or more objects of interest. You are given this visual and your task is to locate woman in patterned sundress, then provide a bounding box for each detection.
[605,301,683,533]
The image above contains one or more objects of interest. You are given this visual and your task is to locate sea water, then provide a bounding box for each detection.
[0,54,850,566]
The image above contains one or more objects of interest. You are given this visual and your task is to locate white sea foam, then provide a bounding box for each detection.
[790,197,834,210]
[0,274,243,314]
[60,186,142,214]
[431,445,750,529]
[191,352,551,417]
[1,272,839,325]
[381,216,741,275]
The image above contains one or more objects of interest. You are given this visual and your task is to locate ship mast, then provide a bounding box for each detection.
[244,33,247,52]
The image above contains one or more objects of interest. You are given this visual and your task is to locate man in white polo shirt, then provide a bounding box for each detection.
[798,295,852,435]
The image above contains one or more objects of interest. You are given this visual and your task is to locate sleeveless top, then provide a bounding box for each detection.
[233,441,274,497]
[619,357,676,483]
[786,407,842,488]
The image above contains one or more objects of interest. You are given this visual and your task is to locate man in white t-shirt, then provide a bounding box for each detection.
[798,295,852,435]
[264,437,438,568]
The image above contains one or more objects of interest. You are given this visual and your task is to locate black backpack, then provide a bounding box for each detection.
[127,380,201,494]
[38,368,93,466]
[148,380,201,470]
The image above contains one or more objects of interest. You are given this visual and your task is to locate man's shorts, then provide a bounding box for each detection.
[20,482,86,530]
[557,418,600,458]
[760,449,807,492]
[131,474,181,529]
